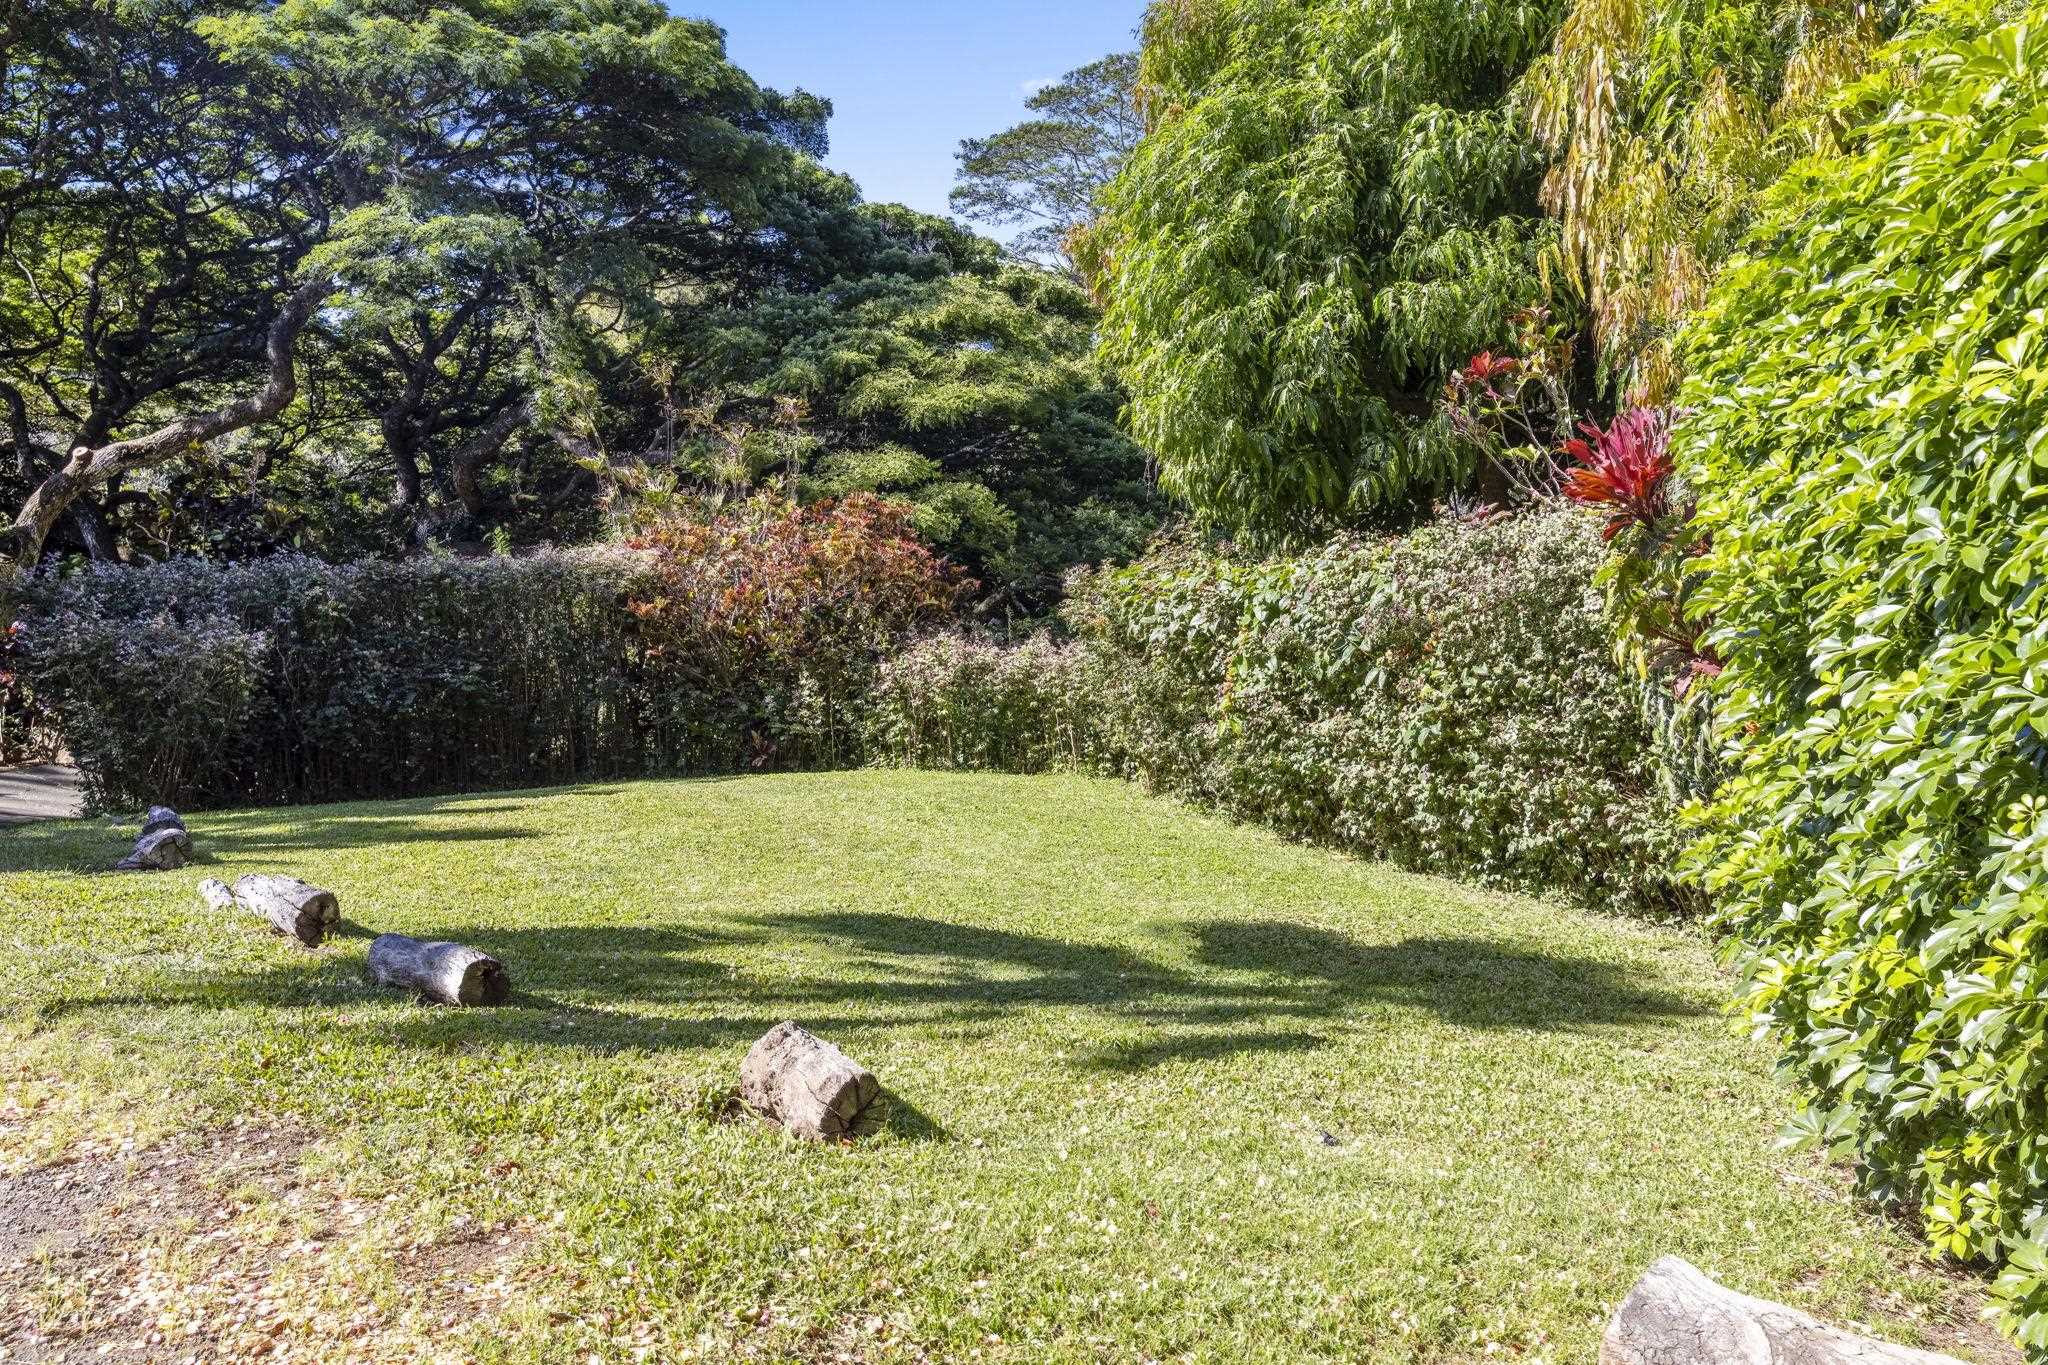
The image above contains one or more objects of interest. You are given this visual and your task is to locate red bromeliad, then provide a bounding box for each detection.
[1561,407,1673,540]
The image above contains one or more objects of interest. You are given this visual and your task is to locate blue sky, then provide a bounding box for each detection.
[681,1,1146,224]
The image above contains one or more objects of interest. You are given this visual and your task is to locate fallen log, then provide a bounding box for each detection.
[197,874,338,947]
[368,933,508,1006]
[1601,1257,1964,1365]
[115,826,191,872]
[739,1021,885,1141]
[140,806,186,837]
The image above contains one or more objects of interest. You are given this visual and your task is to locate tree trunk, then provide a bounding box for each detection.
[199,874,338,947]
[368,933,509,1005]
[9,274,330,569]
[739,1021,885,1141]
[1601,1257,1963,1365]
[450,394,534,518]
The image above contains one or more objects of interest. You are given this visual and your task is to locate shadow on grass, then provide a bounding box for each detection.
[35,911,1702,1079]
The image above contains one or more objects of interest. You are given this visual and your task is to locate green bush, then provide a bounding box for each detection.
[1072,510,1681,908]
[18,552,648,811]
[1676,1,2048,1345]
[866,634,1094,773]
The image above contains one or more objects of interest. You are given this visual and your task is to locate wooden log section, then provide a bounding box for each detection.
[368,933,509,1006]
[739,1021,885,1141]
[1601,1257,1964,1365]
[115,826,191,872]
[198,874,338,947]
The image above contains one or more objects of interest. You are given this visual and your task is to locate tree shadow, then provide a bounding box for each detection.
[27,907,1705,1144]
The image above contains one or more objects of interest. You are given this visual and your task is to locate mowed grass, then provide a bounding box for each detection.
[0,772,1998,1361]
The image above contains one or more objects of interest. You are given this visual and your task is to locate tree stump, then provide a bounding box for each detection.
[368,933,508,1006]
[198,874,338,947]
[739,1021,885,1141]
[1601,1257,1964,1364]
[115,827,191,872]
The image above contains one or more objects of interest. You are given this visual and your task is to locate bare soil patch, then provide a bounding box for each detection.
[0,1122,529,1363]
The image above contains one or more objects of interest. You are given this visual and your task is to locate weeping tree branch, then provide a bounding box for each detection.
[7,274,331,568]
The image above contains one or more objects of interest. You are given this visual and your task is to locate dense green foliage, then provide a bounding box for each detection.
[867,633,1093,773]
[0,0,838,563]
[676,247,1161,611]
[872,511,1680,910]
[1677,1,2048,1343]
[17,497,961,810]
[1089,0,1564,540]
[0,4,1146,603]
[1521,0,1889,397]
[952,52,1142,273]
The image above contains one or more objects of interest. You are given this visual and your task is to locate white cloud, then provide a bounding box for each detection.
[1019,77,1055,97]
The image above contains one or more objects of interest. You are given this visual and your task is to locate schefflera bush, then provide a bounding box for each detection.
[1071,510,1682,908]
[1677,2,2048,1345]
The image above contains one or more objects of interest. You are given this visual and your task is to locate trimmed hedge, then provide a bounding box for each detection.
[868,510,1684,911]
[18,497,964,811]
[18,552,648,811]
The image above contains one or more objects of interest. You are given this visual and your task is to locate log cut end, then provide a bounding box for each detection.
[740,1021,885,1142]
[115,827,192,872]
[1600,1257,1965,1365]
[368,933,509,1006]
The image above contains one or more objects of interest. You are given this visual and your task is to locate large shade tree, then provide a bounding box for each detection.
[661,210,1161,612]
[1088,0,1565,543]
[0,0,833,567]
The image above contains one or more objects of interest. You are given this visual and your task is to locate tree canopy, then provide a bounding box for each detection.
[951,53,1142,274]
[1087,0,1563,543]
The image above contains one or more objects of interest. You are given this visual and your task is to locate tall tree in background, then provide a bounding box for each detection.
[951,53,1141,274]
[1089,0,1563,544]
[655,208,1161,612]
[0,0,831,567]
[1520,0,1891,399]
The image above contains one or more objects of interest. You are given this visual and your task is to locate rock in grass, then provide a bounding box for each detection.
[739,1021,885,1141]
[1601,1256,1962,1364]
[199,874,338,947]
[368,933,509,1006]
[115,826,191,872]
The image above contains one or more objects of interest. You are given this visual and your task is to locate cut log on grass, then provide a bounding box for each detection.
[114,826,191,872]
[368,933,508,1006]
[197,874,338,947]
[1601,1257,1964,1365]
[140,806,186,837]
[739,1021,885,1141]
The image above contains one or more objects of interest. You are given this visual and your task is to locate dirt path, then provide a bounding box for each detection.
[0,763,82,826]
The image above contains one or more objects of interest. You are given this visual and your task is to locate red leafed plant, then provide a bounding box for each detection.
[1561,407,1673,541]
[625,493,969,766]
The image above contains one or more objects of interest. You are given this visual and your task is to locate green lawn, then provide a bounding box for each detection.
[0,772,2003,1362]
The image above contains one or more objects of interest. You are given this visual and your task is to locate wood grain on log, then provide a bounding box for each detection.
[196,874,337,947]
[368,933,508,1006]
[1601,1257,1963,1365]
[114,827,190,872]
[739,1021,885,1141]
